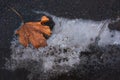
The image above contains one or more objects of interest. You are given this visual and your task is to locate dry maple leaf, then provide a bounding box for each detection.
[15,16,52,48]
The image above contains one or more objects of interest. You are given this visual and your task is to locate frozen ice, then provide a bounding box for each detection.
[5,12,120,80]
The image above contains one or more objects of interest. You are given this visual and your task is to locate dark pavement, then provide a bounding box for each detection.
[0,0,120,80]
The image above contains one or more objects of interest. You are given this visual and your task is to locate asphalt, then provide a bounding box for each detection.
[0,0,120,80]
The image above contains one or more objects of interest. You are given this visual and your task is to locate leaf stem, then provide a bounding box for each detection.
[7,5,24,23]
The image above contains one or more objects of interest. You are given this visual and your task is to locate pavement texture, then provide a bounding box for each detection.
[0,0,120,80]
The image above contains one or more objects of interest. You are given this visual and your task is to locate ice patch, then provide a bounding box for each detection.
[5,12,120,79]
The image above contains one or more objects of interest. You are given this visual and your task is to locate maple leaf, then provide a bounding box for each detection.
[15,16,52,48]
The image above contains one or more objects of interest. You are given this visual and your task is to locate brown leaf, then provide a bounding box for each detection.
[15,16,52,48]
